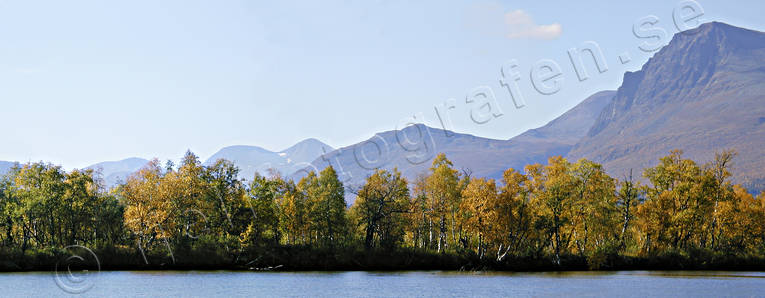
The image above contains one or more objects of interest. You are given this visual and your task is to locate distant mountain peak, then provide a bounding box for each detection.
[86,157,150,188]
[87,157,149,169]
[280,138,333,154]
[206,138,334,181]
[119,157,150,163]
[216,145,273,154]
[689,21,761,39]
[588,22,765,137]
[661,22,763,60]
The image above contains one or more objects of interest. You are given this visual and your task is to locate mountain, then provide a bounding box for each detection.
[205,145,285,179]
[205,138,334,181]
[294,90,614,203]
[281,138,334,166]
[79,139,332,188]
[2,158,147,188]
[0,161,18,175]
[510,90,615,148]
[87,158,150,187]
[568,22,765,192]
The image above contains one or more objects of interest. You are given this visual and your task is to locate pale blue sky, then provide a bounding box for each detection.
[1,0,763,169]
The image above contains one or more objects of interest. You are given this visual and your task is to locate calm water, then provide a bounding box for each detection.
[1,270,764,297]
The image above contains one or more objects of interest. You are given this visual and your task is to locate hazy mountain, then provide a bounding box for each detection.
[510,90,615,146]
[87,158,150,187]
[0,161,18,175]
[205,138,334,181]
[281,138,334,166]
[568,22,765,193]
[294,90,614,203]
[78,139,332,188]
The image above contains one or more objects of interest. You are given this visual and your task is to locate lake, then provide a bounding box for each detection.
[1,270,764,297]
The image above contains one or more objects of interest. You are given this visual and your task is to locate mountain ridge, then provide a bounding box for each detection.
[294,90,616,203]
[86,157,151,187]
[0,161,18,175]
[569,22,765,192]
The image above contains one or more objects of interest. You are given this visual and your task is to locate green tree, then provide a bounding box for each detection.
[278,180,308,245]
[243,173,282,249]
[305,166,348,248]
[14,163,67,248]
[203,159,247,240]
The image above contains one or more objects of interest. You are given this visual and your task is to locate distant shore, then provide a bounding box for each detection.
[3,247,765,273]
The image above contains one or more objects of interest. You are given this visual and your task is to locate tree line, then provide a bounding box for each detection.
[1,149,763,269]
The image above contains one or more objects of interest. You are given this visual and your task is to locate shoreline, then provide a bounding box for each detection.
[3,250,765,273]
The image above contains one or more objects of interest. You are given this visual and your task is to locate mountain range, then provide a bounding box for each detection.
[297,22,765,201]
[0,161,17,176]
[0,139,334,187]
[569,22,765,192]
[203,138,334,181]
[293,90,614,194]
[86,158,151,187]
[1,22,762,199]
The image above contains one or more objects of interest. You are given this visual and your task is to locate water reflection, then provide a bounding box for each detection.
[0,270,763,297]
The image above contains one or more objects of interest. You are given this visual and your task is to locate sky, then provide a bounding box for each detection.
[1,0,764,169]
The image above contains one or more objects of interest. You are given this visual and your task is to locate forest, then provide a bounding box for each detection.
[1,149,764,271]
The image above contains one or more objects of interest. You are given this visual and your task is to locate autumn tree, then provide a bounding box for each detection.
[517,163,551,258]
[425,153,461,252]
[704,150,736,250]
[351,168,410,249]
[713,185,765,253]
[535,156,576,264]
[616,170,641,251]
[4,148,765,269]
[638,150,714,254]
[460,177,497,258]
[569,159,619,257]
[492,168,531,260]
[122,160,170,257]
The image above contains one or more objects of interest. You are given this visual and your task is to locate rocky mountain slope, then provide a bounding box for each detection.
[568,22,765,192]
